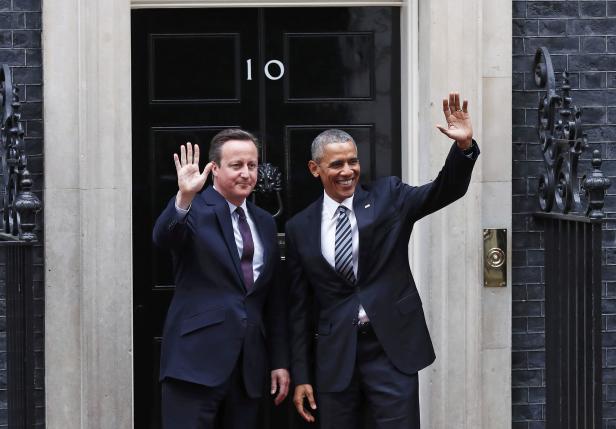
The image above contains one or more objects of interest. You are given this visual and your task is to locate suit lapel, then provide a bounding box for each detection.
[353,186,374,283]
[201,187,244,289]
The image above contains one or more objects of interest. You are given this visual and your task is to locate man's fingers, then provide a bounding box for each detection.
[306,388,317,410]
[280,380,289,398]
[462,99,469,113]
[297,403,314,423]
[454,92,461,111]
[186,142,193,164]
[194,144,200,166]
[293,393,308,421]
[436,124,449,135]
[201,161,214,180]
[271,375,278,395]
[180,145,187,166]
[271,370,290,405]
[274,381,289,405]
[277,376,290,403]
[442,99,450,122]
[449,93,456,115]
[298,406,314,423]
[293,386,316,423]
[173,153,181,172]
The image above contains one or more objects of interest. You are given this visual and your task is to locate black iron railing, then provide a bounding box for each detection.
[0,63,42,429]
[533,47,610,429]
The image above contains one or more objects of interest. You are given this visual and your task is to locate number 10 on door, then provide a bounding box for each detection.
[246,59,285,81]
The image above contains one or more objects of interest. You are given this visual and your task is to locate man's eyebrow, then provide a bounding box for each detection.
[328,157,358,165]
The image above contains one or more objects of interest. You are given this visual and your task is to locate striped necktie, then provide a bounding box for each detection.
[335,205,356,284]
[235,207,254,290]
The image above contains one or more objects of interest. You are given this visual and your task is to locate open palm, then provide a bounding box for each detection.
[174,142,213,196]
[436,92,473,149]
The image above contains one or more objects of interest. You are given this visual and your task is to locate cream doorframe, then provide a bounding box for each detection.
[43,0,511,427]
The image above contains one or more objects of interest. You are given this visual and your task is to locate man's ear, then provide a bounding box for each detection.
[211,161,219,176]
[308,160,319,178]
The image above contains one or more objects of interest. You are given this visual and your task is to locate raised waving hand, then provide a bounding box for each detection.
[174,142,214,209]
[436,92,473,150]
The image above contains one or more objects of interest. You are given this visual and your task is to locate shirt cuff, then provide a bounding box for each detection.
[175,202,191,222]
[461,140,479,160]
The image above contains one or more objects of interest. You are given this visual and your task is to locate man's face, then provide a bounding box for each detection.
[212,139,258,206]
[309,140,360,203]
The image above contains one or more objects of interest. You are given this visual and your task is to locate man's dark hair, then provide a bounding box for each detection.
[311,129,357,162]
[208,129,258,164]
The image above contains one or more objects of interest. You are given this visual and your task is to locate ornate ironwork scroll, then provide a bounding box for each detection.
[0,63,40,429]
[533,47,610,218]
[533,48,609,429]
[252,162,283,218]
[0,64,41,241]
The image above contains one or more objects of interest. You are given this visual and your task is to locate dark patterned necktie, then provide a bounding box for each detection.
[236,207,254,289]
[335,206,356,284]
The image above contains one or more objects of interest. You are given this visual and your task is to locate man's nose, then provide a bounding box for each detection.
[341,163,354,175]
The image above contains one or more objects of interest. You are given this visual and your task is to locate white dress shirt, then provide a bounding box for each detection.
[175,189,264,283]
[321,192,369,322]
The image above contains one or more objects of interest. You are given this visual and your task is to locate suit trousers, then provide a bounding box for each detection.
[317,325,420,429]
[161,359,260,429]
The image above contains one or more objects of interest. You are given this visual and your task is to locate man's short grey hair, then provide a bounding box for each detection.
[311,129,357,162]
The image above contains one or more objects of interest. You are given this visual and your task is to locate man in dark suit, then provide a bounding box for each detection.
[153,129,290,429]
[287,93,479,428]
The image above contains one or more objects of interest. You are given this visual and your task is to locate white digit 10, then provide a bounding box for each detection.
[246,59,285,81]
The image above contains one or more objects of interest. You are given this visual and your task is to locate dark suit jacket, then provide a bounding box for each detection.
[286,142,479,392]
[153,186,288,398]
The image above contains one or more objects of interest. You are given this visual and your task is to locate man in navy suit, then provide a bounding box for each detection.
[287,93,479,428]
[153,129,290,429]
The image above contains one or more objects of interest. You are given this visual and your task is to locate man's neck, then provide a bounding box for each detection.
[324,191,354,205]
[213,185,245,208]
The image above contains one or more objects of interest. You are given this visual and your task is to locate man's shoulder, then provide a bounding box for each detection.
[358,176,401,195]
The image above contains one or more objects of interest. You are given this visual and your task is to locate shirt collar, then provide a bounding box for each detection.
[228,199,248,216]
[323,191,354,220]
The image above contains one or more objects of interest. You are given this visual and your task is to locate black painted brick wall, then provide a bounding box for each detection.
[0,0,43,427]
[513,1,616,428]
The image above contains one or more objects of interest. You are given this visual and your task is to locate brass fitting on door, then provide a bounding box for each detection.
[483,229,507,287]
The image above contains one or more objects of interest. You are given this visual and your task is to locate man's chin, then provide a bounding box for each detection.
[332,190,356,202]
[338,186,357,198]
[235,187,254,198]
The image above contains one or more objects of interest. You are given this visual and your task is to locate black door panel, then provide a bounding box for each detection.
[284,32,374,100]
[149,34,242,102]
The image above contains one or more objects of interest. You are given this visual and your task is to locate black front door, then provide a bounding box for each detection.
[132,7,400,428]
